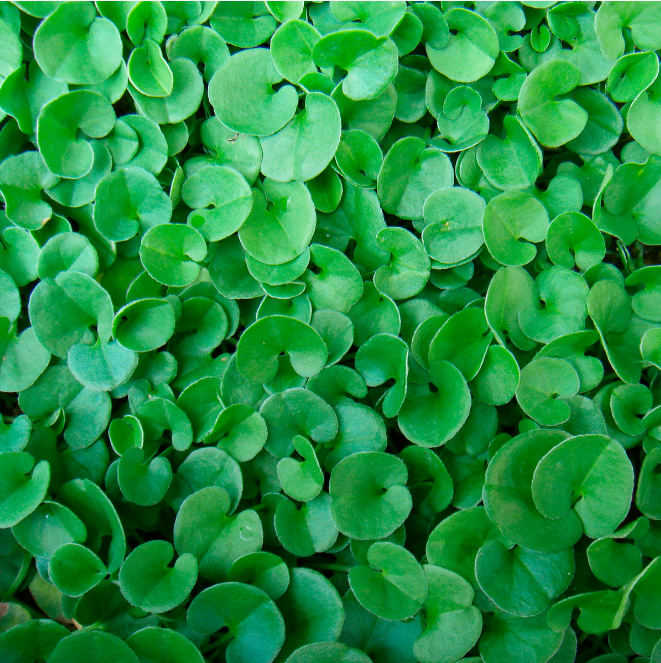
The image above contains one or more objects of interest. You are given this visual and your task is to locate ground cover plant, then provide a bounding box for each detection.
[2,0,661,662]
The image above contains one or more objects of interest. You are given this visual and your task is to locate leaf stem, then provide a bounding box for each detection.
[201,630,233,654]
[303,562,353,573]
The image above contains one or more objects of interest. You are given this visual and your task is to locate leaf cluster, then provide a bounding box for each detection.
[1,2,661,663]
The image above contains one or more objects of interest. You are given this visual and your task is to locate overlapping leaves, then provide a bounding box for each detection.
[1,2,661,663]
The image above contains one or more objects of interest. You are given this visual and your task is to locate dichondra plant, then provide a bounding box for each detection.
[1,2,661,663]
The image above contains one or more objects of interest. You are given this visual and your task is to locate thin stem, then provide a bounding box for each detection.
[304,562,352,573]
[201,631,233,654]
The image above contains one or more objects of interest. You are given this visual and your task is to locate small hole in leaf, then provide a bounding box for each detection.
[429,384,438,394]
[449,29,459,36]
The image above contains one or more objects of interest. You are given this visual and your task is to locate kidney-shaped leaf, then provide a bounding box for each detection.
[349,542,428,621]
[119,539,198,613]
[187,582,285,663]
[532,434,634,539]
[329,451,412,540]
[174,486,262,583]
[237,315,327,384]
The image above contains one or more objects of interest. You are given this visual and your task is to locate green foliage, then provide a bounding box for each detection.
[1,2,661,663]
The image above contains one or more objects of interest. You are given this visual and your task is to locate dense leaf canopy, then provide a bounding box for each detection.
[1,2,661,663]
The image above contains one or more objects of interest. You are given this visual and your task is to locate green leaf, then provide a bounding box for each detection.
[29,270,113,357]
[483,191,549,267]
[421,187,485,265]
[355,333,408,418]
[301,244,363,313]
[339,589,423,663]
[532,434,634,538]
[129,58,204,124]
[188,582,285,663]
[239,179,316,265]
[174,486,262,582]
[94,167,172,242]
[349,542,428,620]
[428,307,493,381]
[139,223,206,287]
[210,2,277,48]
[277,435,324,502]
[118,447,172,507]
[595,2,661,61]
[271,19,320,84]
[209,47,297,137]
[57,478,126,573]
[427,506,506,588]
[330,451,412,540]
[637,447,661,520]
[113,298,176,353]
[206,403,268,462]
[284,643,371,663]
[477,115,541,191]
[480,609,564,663]
[49,542,106,597]
[126,627,205,663]
[0,452,50,528]
[335,129,383,188]
[413,565,482,663]
[484,429,582,553]
[0,151,58,230]
[470,345,519,406]
[0,620,69,663]
[261,387,337,458]
[519,60,588,148]
[49,630,140,663]
[182,165,253,241]
[476,541,574,617]
[227,551,290,601]
[277,567,344,661]
[36,91,116,179]
[426,8,499,83]
[237,315,327,384]
[313,31,398,101]
[0,321,51,393]
[119,539,198,613]
[378,137,453,220]
[546,212,606,271]
[0,414,31,453]
[374,227,430,300]
[34,2,123,84]
[275,491,338,557]
[398,360,471,448]
[68,338,138,392]
[347,281,400,347]
[128,40,173,98]
[260,92,341,183]
[12,500,85,559]
[516,358,580,426]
